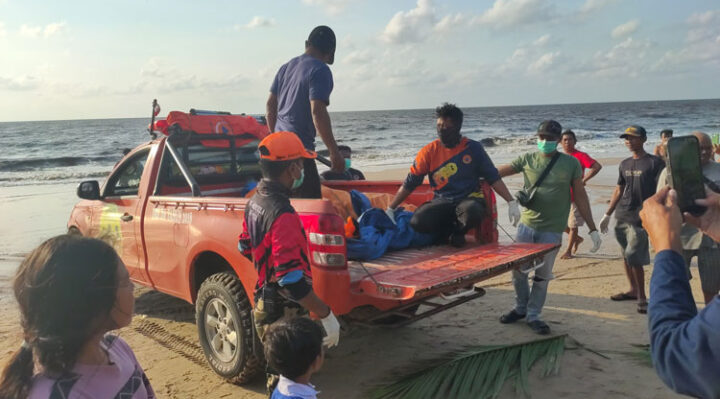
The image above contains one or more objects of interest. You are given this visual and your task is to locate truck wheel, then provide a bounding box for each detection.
[196,272,264,384]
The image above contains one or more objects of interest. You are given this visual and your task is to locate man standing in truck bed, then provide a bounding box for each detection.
[266,25,345,198]
[239,132,340,349]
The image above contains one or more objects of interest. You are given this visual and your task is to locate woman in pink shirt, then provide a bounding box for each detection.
[0,235,155,399]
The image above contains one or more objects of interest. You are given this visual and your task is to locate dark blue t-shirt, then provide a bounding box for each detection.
[270,54,333,150]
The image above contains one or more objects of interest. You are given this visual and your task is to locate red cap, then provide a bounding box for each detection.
[258,132,317,161]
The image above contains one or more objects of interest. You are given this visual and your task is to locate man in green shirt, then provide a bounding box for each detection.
[497,120,601,334]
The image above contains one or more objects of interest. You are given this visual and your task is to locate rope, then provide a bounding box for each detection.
[498,223,517,243]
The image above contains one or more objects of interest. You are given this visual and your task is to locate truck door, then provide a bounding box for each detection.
[97,148,151,284]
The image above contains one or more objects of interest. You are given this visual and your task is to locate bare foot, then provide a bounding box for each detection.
[572,236,584,254]
[560,251,573,260]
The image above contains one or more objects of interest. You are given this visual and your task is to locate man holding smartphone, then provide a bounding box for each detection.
[639,186,719,398]
[600,125,665,314]
[656,131,720,304]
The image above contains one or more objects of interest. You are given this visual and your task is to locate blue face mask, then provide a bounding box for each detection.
[344,158,352,170]
[291,168,305,189]
[537,139,558,154]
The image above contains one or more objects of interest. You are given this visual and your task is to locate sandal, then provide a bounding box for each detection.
[527,320,551,335]
[637,301,648,314]
[611,292,638,301]
[500,309,526,324]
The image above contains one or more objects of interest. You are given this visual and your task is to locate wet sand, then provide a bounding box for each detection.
[0,158,696,398]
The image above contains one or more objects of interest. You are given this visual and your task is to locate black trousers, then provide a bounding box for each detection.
[410,197,486,238]
[292,158,322,199]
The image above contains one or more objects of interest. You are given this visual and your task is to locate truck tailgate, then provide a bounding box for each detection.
[348,243,558,300]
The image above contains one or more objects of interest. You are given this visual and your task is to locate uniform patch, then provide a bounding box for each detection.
[432,162,458,189]
[463,154,472,164]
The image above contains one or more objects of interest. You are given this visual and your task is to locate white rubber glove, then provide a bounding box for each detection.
[508,200,521,227]
[320,311,340,348]
[599,214,611,234]
[589,230,602,253]
[385,207,397,225]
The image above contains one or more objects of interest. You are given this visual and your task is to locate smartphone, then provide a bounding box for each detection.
[667,136,707,216]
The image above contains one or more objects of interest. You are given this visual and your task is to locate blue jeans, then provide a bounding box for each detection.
[512,223,562,322]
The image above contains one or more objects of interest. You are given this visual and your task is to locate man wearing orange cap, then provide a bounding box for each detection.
[239,132,340,351]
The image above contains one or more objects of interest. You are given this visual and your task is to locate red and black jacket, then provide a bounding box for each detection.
[239,179,312,301]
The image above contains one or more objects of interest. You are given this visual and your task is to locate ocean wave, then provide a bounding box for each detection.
[0,155,117,172]
[638,112,673,119]
[0,170,109,186]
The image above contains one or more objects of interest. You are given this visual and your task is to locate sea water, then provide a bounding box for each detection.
[1,99,718,188]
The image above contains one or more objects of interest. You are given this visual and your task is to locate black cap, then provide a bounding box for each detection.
[620,125,647,139]
[660,129,673,137]
[307,26,336,54]
[537,120,562,137]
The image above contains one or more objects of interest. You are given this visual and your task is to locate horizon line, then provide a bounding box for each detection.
[1,96,718,124]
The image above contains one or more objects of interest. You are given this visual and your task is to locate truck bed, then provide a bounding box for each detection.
[348,242,558,300]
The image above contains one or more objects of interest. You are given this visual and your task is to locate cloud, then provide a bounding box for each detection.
[236,16,275,30]
[19,22,67,38]
[578,0,617,15]
[138,57,251,93]
[533,34,551,47]
[0,75,40,91]
[0,22,6,39]
[655,10,720,72]
[43,22,66,38]
[341,50,371,65]
[19,24,42,38]
[381,0,436,44]
[472,0,555,30]
[611,19,638,39]
[573,37,652,78]
[301,0,354,16]
[434,13,466,33]
[687,10,720,25]
[527,51,560,73]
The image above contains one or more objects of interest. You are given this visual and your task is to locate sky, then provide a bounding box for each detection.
[0,0,719,121]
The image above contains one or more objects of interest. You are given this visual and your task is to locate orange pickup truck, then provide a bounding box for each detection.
[67,111,556,383]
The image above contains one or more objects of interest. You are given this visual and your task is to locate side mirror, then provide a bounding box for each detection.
[77,181,101,200]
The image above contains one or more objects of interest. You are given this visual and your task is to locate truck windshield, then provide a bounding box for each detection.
[155,139,261,196]
[105,149,150,197]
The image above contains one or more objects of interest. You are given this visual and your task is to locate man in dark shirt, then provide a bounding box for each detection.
[385,103,520,247]
[600,125,665,313]
[266,26,344,198]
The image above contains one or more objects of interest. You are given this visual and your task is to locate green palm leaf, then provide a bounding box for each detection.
[367,334,567,399]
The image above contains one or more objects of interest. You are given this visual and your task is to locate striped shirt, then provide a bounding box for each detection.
[29,335,155,399]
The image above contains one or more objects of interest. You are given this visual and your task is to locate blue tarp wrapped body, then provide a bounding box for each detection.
[345,191,436,260]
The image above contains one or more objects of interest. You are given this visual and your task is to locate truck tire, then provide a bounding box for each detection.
[196,272,264,384]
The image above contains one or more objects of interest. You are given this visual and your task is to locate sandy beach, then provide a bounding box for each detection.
[0,158,700,399]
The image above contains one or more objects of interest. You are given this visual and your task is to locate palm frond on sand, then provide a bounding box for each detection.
[367,334,567,399]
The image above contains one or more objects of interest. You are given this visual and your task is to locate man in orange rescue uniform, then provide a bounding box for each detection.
[385,103,520,247]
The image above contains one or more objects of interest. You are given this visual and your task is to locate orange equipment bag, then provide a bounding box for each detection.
[163,111,269,148]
